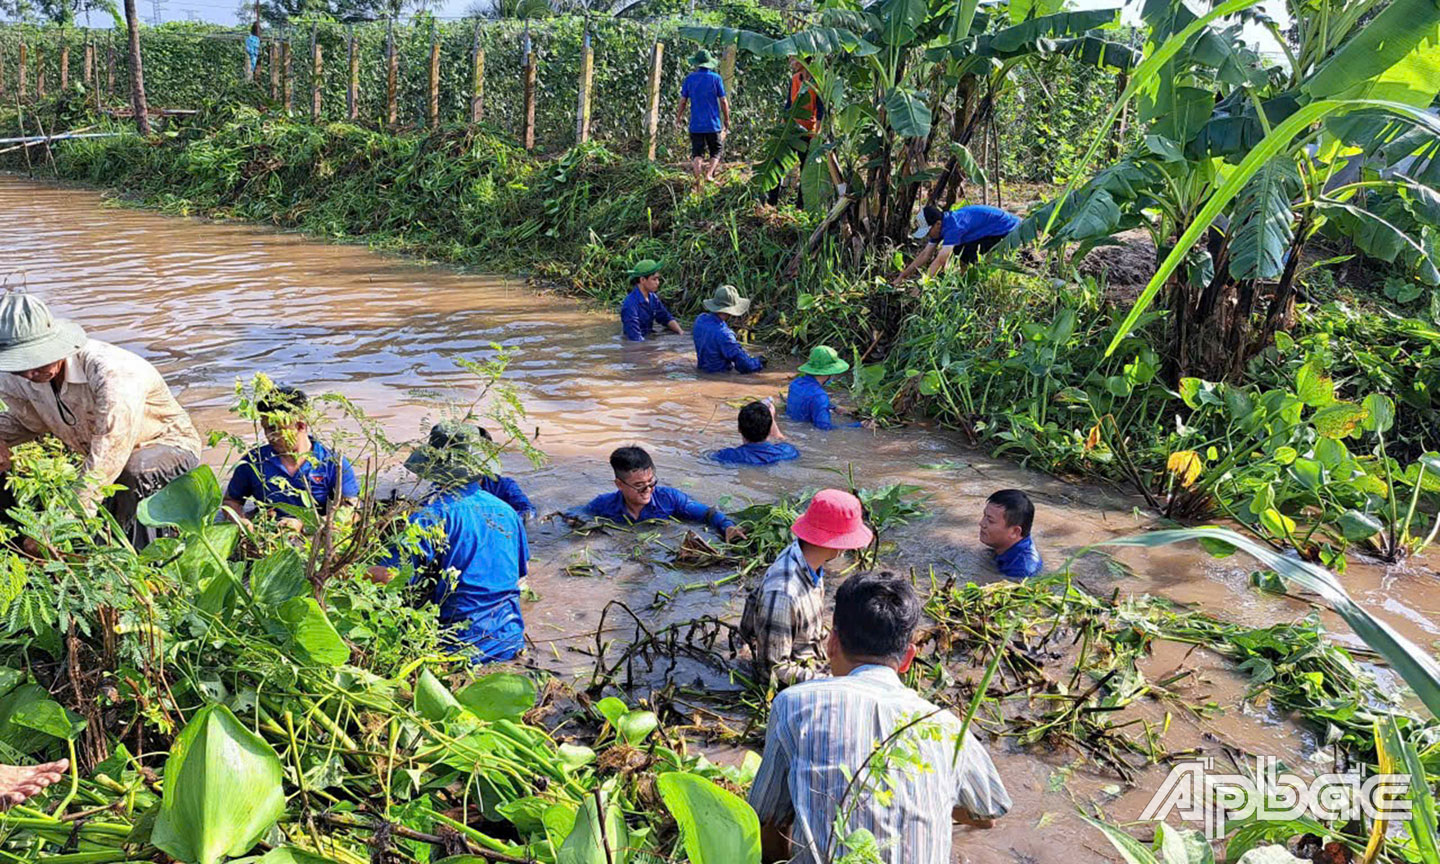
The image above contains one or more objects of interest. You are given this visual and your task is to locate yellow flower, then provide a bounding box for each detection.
[1166,450,1203,488]
[1084,423,1102,451]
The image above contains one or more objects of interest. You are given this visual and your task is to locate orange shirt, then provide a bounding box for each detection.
[789,73,820,132]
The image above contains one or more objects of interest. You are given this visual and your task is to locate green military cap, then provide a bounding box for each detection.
[628,259,665,279]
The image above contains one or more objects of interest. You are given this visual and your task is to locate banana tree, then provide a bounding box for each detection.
[1015,0,1440,383]
[681,0,1137,264]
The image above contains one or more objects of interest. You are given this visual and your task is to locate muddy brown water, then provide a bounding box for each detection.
[4,174,1438,863]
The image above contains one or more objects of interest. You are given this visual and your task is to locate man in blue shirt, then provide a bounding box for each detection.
[367,429,530,664]
[407,422,535,519]
[676,49,731,190]
[621,258,684,342]
[712,400,798,466]
[575,446,746,542]
[223,386,359,527]
[894,204,1022,282]
[787,346,861,431]
[979,488,1044,581]
[694,284,765,374]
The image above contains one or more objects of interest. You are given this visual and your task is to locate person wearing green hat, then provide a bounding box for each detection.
[786,346,860,430]
[693,284,765,374]
[0,293,200,549]
[621,259,683,342]
[676,48,731,190]
[365,420,530,664]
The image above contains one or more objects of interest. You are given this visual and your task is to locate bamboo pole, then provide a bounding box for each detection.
[346,27,358,120]
[17,42,25,103]
[719,43,736,92]
[35,45,44,98]
[106,35,114,97]
[310,26,322,121]
[269,38,279,99]
[0,44,7,100]
[521,31,535,150]
[83,41,93,89]
[281,35,292,112]
[59,38,69,90]
[428,26,439,129]
[385,19,397,128]
[644,40,663,161]
[574,29,593,144]
[469,24,483,124]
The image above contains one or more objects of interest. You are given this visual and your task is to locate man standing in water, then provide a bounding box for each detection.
[676,49,730,190]
[0,293,200,549]
[693,284,765,373]
[621,259,684,342]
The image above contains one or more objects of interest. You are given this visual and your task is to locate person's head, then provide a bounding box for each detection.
[629,259,663,293]
[610,446,657,510]
[826,571,920,675]
[789,56,809,75]
[257,386,310,455]
[703,284,751,322]
[737,401,773,444]
[913,204,945,243]
[250,21,260,35]
[0,293,87,382]
[690,48,717,70]
[979,488,1034,552]
[797,345,850,385]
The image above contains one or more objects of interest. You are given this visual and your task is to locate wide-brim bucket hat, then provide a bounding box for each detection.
[0,293,87,373]
[797,345,850,376]
[792,489,873,550]
[404,421,495,486]
[703,284,751,316]
[690,48,718,68]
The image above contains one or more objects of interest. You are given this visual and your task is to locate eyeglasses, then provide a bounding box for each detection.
[620,476,658,494]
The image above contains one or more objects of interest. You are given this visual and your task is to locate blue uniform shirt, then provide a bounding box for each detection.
[694,312,764,373]
[994,535,1043,581]
[580,485,734,533]
[681,68,727,133]
[226,439,359,514]
[711,441,800,466]
[383,483,529,663]
[940,206,1022,247]
[478,474,534,517]
[786,375,860,430]
[621,286,675,342]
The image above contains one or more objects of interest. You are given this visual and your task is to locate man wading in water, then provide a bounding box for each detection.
[0,293,200,550]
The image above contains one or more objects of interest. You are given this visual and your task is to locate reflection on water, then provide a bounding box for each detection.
[5,174,1437,863]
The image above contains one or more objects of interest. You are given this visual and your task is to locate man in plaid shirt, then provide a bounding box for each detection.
[740,489,874,687]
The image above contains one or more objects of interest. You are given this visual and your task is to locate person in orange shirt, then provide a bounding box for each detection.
[767,58,830,208]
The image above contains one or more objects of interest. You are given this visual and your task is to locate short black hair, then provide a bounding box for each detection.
[987,489,1034,537]
[609,446,654,476]
[922,204,943,233]
[257,385,307,418]
[833,572,920,662]
[738,401,772,443]
[476,426,493,441]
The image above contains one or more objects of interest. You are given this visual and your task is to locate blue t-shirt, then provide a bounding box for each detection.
[994,535,1043,581]
[694,312,763,374]
[939,205,1021,247]
[786,375,860,430]
[226,439,359,514]
[383,483,529,663]
[681,68,727,134]
[711,441,800,466]
[478,474,534,517]
[245,33,261,66]
[620,286,675,342]
[579,486,734,533]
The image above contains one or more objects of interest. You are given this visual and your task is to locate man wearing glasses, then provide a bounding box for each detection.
[574,446,746,543]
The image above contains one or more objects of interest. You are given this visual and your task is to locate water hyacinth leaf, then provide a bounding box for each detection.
[1337,510,1384,542]
[152,704,285,864]
[1361,393,1396,434]
[1295,359,1334,407]
[595,696,629,730]
[541,802,578,850]
[10,697,86,741]
[256,848,340,864]
[1081,813,1159,863]
[251,547,307,606]
[414,669,461,722]
[1100,528,1440,720]
[1311,402,1367,439]
[137,465,223,534]
[456,673,536,722]
[1259,508,1296,538]
[616,709,658,745]
[1155,823,1213,864]
[656,772,761,864]
[557,794,628,864]
[275,598,350,667]
[496,797,551,834]
[557,743,595,770]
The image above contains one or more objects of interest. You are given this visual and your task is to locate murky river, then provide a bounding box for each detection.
[4,174,1436,862]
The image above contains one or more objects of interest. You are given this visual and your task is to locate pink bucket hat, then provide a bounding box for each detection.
[791,489,874,550]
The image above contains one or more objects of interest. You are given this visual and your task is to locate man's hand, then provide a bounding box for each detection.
[364,565,396,585]
[724,525,747,544]
[0,442,11,472]
[278,517,305,533]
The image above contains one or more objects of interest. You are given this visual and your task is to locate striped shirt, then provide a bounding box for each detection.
[739,540,827,687]
[748,664,1012,864]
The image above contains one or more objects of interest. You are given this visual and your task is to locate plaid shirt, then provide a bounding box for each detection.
[748,664,1012,864]
[739,540,827,687]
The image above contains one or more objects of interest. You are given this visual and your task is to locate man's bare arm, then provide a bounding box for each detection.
[952,806,996,829]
